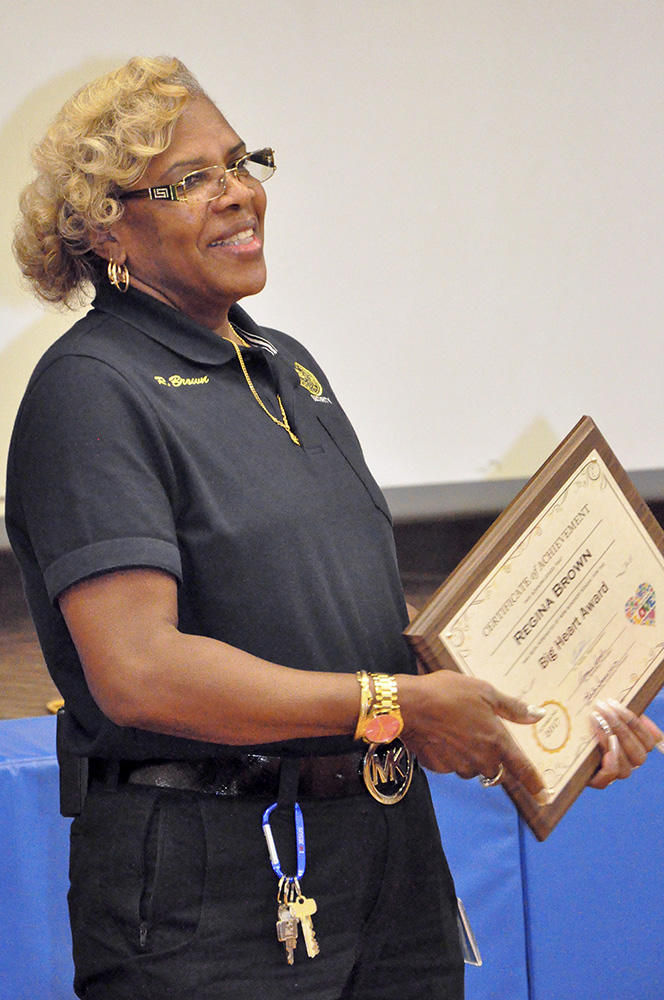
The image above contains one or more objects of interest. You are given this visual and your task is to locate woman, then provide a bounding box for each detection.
[7,57,660,1000]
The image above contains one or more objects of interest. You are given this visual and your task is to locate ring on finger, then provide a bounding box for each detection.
[593,711,614,740]
[479,763,504,788]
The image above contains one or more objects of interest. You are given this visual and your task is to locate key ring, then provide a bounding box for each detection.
[262,801,306,881]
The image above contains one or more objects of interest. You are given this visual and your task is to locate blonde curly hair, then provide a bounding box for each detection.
[13,56,205,307]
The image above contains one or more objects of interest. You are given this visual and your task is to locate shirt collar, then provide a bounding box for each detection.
[92,283,277,366]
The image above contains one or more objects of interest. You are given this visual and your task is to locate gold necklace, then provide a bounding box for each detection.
[229,329,300,446]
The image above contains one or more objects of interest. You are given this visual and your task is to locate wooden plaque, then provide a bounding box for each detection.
[405,416,664,839]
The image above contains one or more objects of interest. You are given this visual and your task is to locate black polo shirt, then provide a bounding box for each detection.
[6,284,416,760]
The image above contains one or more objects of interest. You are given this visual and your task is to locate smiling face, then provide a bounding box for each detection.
[100,97,267,333]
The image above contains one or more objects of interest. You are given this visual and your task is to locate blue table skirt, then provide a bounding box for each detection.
[1,702,663,1000]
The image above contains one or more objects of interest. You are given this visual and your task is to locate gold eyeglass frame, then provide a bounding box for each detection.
[121,148,276,204]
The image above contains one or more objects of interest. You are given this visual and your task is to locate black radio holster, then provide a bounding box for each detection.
[56,707,89,818]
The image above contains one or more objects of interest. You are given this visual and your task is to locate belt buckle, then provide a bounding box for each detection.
[362,739,414,805]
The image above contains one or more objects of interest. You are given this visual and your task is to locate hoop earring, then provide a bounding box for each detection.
[107,258,130,293]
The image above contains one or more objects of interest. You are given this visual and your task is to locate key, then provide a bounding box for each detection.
[290,893,320,958]
[276,902,299,965]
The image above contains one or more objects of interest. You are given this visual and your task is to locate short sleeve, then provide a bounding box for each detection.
[9,354,182,602]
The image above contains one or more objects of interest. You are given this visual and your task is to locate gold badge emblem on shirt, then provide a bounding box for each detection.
[294,362,323,397]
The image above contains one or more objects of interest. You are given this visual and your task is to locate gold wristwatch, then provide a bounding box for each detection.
[356,672,404,744]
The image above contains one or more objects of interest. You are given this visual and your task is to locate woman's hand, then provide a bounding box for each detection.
[398,671,547,801]
[589,699,664,789]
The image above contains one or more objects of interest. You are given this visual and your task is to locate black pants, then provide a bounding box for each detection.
[68,767,464,999]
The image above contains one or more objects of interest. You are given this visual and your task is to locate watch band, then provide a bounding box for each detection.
[356,672,404,744]
[354,670,374,741]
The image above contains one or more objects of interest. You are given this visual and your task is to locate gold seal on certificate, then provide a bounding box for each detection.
[406,417,664,840]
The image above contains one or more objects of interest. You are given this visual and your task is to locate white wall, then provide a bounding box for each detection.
[2,0,663,497]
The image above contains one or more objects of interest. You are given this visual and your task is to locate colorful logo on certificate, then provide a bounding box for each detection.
[625,583,656,626]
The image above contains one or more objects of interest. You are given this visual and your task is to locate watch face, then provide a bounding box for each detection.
[364,714,402,744]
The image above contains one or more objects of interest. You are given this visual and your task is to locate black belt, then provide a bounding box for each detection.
[89,751,367,800]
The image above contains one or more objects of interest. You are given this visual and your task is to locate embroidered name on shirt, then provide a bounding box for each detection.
[154,375,210,387]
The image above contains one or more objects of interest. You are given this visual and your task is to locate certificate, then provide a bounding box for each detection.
[405,417,664,839]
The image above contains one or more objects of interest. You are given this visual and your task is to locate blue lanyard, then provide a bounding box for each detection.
[262,801,306,880]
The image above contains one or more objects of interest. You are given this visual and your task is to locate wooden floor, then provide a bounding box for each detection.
[0,551,61,719]
[0,628,61,719]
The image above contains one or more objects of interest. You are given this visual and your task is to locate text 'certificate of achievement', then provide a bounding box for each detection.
[406,417,664,839]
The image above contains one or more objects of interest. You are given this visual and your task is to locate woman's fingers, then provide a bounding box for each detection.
[588,709,629,788]
[493,730,547,801]
[598,699,661,765]
[604,699,664,753]
[400,673,547,796]
[639,713,664,753]
[588,700,663,789]
[596,701,647,769]
[492,690,547,726]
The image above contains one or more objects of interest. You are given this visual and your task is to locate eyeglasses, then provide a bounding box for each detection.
[121,148,276,204]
